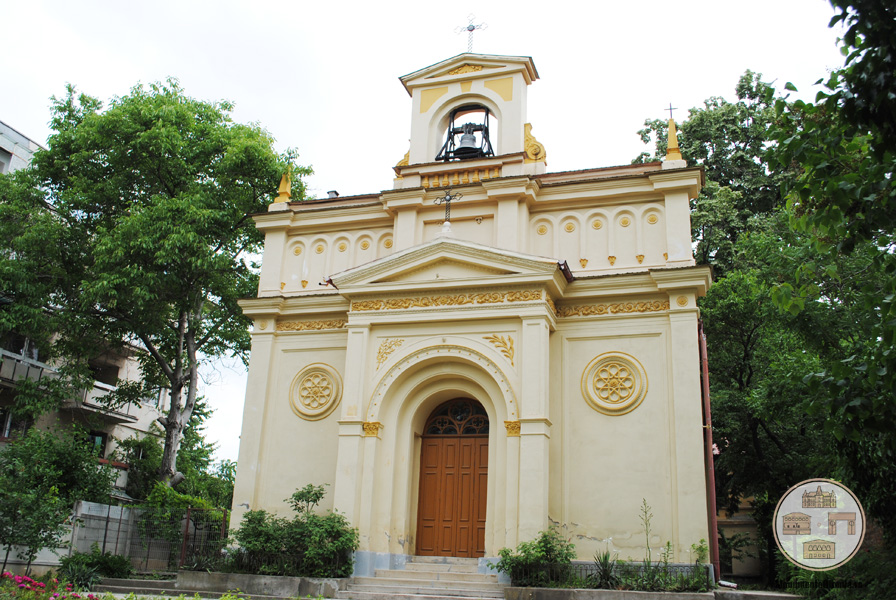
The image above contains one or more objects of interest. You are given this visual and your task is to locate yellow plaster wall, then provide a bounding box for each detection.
[547,313,708,561]
[251,334,347,516]
[528,204,668,273]
[282,229,394,293]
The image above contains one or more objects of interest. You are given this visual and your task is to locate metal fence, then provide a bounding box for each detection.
[72,501,229,572]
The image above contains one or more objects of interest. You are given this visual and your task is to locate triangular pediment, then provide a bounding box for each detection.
[400,53,539,95]
[424,62,502,79]
[330,237,567,293]
[384,258,513,283]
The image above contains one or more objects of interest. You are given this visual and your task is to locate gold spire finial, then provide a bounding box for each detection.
[665,118,683,162]
[276,165,293,203]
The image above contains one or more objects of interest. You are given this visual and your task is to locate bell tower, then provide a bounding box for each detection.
[393,53,545,189]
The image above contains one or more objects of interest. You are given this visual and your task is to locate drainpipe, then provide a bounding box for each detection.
[699,319,721,582]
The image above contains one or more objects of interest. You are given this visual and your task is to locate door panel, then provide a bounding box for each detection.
[416,435,488,557]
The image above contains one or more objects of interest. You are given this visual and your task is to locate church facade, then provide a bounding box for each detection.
[232,53,714,574]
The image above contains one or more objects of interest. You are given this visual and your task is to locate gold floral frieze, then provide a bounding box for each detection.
[277,319,348,331]
[352,289,543,312]
[448,64,483,75]
[558,300,670,318]
[376,338,404,368]
[504,421,521,437]
[483,334,514,366]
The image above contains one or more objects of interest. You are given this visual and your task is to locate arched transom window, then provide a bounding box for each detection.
[424,398,489,435]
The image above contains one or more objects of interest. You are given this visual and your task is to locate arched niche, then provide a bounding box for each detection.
[428,94,503,162]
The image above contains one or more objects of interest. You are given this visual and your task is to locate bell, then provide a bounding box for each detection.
[453,123,479,158]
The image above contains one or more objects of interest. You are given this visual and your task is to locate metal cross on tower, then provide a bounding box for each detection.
[666,103,678,119]
[455,14,487,52]
[434,188,463,224]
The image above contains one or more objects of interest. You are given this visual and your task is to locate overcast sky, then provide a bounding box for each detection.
[3,0,846,463]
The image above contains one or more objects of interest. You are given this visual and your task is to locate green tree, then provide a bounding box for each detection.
[114,433,164,501]
[0,80,310,486]
[633,71,789,275]
[115,400,236,508]
[770,0,896,541]
[0,426,115,571]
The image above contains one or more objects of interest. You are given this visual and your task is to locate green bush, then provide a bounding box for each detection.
[57,556,101,591]
[492,527,576,587]
[590,546,620,589]
[227,484,358,578]
[59,544,135,583]
[776,546,895,599]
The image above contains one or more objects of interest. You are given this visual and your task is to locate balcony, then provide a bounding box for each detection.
[0,348,140,423]
[66,381,140,424]
[0,348,54,385]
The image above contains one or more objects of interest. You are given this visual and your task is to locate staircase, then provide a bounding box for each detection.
[337,556,506,600]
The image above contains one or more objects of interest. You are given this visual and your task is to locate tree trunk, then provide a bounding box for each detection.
[159,387,187,487]
[158,325,201,488]
[2,546,9,573]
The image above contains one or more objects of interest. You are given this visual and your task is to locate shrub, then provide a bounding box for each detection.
[58,545,133,587]
[492,527,576,587]
[226,484,358,578]
[590,546,620,589]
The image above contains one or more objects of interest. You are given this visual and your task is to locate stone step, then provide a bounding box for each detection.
[375,569,497,582]
[337,594,501,600]
[404,562,480,573]
[352,576,503,591]
[337,588,503,600]
[94,585,180,597]
[95,585,291,600]
[95,583,288,600]
[100,579,177,590]
[407,556,480,565]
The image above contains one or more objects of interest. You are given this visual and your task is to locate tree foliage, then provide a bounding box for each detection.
[634,71,788,275]
[631,4,896,578]
[769,0,896,541]
[0,80,310,486]
[114,399,236,508]
[0,427,115,570]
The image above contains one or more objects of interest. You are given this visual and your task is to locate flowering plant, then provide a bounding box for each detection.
[0,572,103,600]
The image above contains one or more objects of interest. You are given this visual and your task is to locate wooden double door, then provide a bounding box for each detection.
[415,398,488,557]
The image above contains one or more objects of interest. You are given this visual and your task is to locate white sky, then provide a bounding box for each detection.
[2,0,846,463]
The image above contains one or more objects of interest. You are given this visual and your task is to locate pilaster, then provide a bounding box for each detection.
[517,316,551,540]
[394,210,418,251]
[496,199,521,251]
[332,324,370,526]
[258,227,288,296]
[667,308,710,555]
[663,190,695,267]
[231,331,275,524]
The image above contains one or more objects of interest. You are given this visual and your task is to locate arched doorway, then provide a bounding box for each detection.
[415,398,488,557]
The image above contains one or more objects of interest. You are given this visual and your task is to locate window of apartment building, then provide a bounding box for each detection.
[0,406,29,440]
[0,148,12,174]
[88,360,120,387]
[86,431,108,457]
[0,332,42,361]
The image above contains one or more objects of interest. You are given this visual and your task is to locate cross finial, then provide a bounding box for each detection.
[455,14,487,52]
[666,103,677,120]
[434,189,463,225]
